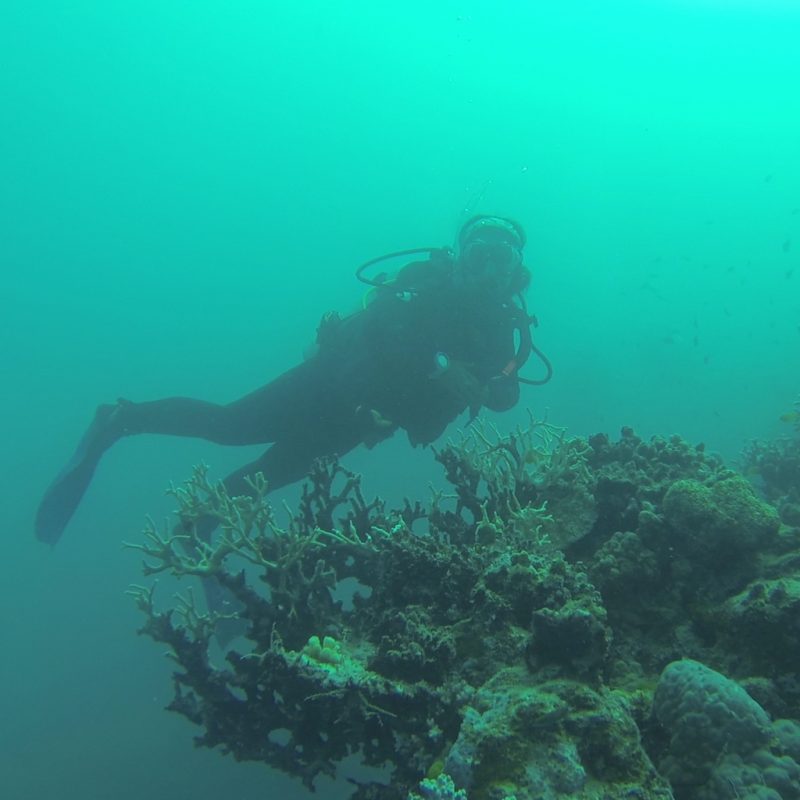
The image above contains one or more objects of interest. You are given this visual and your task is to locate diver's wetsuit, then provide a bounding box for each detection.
[114,277,519,487]
[35,260,521,544]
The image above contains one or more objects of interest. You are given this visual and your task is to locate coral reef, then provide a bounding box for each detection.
[653,659,800,799]
[128,414,800,799]
[742,396,800,527]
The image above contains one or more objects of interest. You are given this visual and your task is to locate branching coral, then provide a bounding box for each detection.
[127,419,800,800]
[430,410,593,550]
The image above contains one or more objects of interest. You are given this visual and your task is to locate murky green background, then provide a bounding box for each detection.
[2,1,798,797]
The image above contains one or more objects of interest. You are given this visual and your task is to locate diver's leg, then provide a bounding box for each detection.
[34,390,281,545]
[195,434,363,642]
[114,360,327,445]
[195,442,310,631]
[35,362,326,545]
[35,393,272,545]
[222,436,353,494]
[191,432,363,542]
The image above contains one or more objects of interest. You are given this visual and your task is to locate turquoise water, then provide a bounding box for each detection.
[2,1,799,798]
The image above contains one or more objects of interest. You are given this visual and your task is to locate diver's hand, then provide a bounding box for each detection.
[355,405,396,448]
[429,355,485,411]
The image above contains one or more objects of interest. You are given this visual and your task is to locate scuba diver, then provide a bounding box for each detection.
[35,214,552,545]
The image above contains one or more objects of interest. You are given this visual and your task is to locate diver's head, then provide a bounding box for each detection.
[455,215,530,297]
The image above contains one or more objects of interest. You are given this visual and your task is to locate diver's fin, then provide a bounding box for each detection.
[35,403,123,544]
[174,518,249,648]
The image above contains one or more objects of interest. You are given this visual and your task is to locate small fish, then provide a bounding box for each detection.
[783,239,792,253]
[779,411,800,424]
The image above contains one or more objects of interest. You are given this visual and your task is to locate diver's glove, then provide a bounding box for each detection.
[428,352,486,417]
[354,405,396,448]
